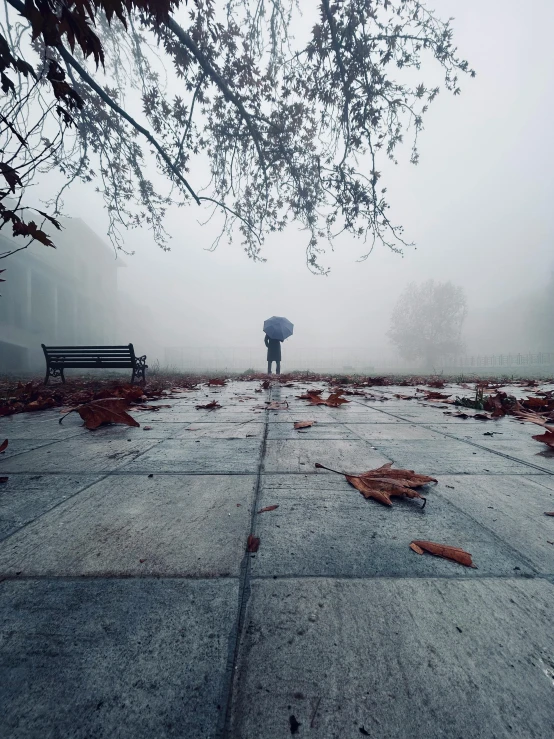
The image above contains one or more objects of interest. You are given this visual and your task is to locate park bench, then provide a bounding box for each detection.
[41,344,148,385]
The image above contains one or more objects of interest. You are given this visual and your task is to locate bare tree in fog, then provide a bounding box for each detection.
[388,279,467,369]
[0,0,474,270]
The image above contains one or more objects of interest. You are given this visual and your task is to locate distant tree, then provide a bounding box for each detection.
[388,279,467,368]
[0,0,474,269]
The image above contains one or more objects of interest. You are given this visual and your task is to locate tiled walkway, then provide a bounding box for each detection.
[1,380,554,738]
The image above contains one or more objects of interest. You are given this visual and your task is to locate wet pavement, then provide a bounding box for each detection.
[1,380,554,738]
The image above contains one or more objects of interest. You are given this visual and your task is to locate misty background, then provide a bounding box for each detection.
[4,0,554,372]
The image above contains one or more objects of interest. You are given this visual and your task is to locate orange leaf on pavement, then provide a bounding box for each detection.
[315,461,436,508]
[294,420,314,429]
[410,540,476,567]
[60,398,140,430]
[258,505,279,513]
[0,438,7,453]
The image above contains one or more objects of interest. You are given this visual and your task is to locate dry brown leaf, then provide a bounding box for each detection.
[294,420,314,429]
[258,505,279,513]
[195,400,221,410]
[60,399,139,430]
[532,431,554,448]
[208,378,226,386]
[0,438,7,453]
[544,512,554,517]
[410,540,476,567]
[266,401,288,410]
[315,461,436,508]
[247,535,260,552]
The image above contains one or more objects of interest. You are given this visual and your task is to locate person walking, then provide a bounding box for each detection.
[265,333,282,375]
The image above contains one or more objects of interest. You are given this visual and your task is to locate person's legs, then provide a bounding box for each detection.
[276,361,281,375]
[267,361,272,374]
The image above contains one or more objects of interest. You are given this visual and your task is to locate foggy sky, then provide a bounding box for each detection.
[27,0,554,364]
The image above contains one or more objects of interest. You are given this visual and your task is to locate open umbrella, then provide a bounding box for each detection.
[263,316,294,341]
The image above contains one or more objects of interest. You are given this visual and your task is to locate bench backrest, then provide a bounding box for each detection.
[42,344,136,368]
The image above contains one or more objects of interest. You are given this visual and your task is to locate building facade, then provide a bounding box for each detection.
[0,217,120,372]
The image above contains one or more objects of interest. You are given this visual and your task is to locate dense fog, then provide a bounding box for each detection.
[2,0,553,373]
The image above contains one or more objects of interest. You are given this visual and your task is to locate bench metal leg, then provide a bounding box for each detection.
[132,356,148,385]
[44,366,65,385]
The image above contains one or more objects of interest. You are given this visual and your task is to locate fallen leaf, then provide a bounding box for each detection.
[0,438,7,453]
[195,401,221,410]
[0,476,8,483]
[247,535,260,552]
[473,413,492,421]
[315,461,436,508]
[143,426,152,430]
[410,540,476,567]
[294,420,314,429]
[266,401,289,410]
[208,378,226,386]
[543,512,554,517]
[258,505,279,513]
[59,398,139,430]
[532,431,554,449]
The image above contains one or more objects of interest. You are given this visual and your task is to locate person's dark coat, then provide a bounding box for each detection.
[265,334,282,361]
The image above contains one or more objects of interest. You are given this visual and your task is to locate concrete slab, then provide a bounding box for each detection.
[0,473,257,577]
[0,577,237,739]
[434,474,554,573]
[267,423,359,440]
[345,422,444,440]
[263,439,391,474]
[175,421,264,439]
[229,577,554,739]
[370,439,535,474]
[0,437,159,474]
[0,474,103,541]
[250,474,532,577]
[0,438,67,462]
[120,438,263,474]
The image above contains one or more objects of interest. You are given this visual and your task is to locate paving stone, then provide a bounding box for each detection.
[250,474,532,577]
[0,578,237,739]
[0,437,159,474]
[369,439,534,474]
[263,439,391,474]
[120,438,262,473]
[434,474,554,573]
[0,474,103,541]
[267,423,359,440]
[175,421,264,439]
[0,473,257,577]
[229,578,554,739]
[345,422,444,440]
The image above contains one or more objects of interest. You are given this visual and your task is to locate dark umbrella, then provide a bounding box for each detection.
[263,316,294,341]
